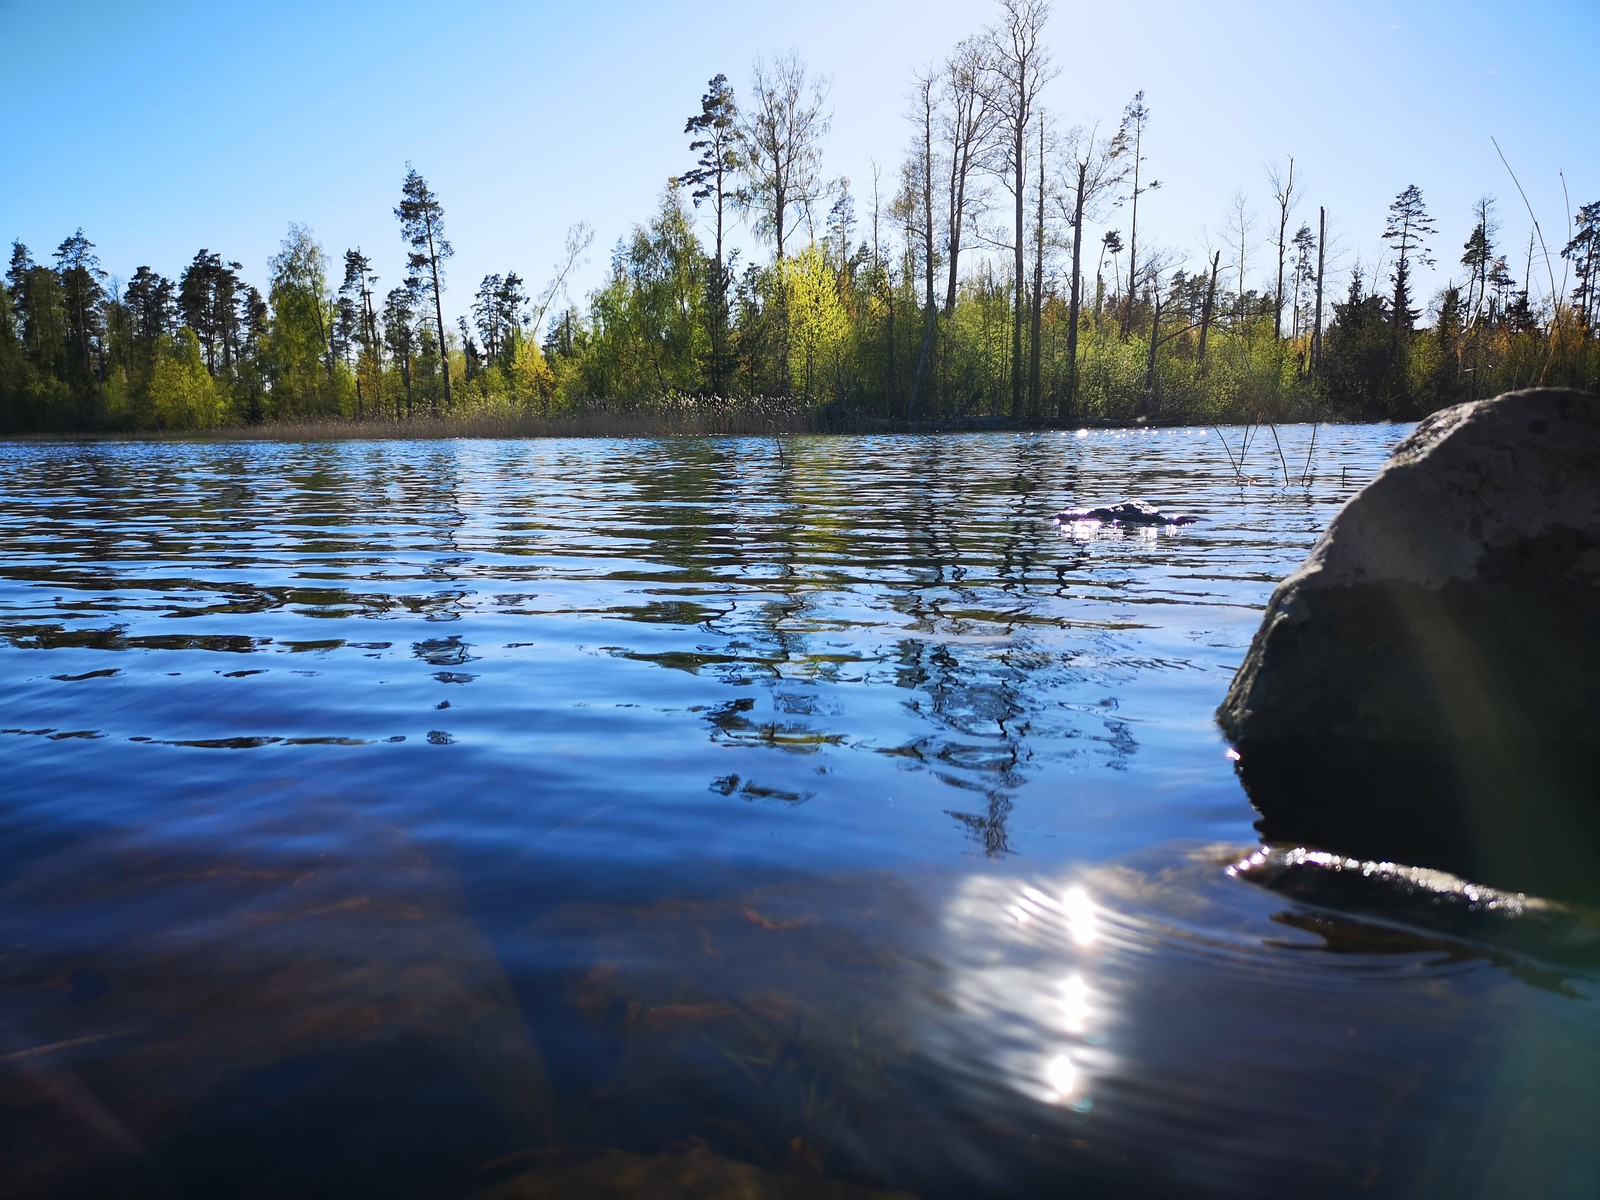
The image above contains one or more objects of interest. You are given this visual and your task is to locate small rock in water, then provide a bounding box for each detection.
[1227,845,1600,978]
[1055,499,1198,526]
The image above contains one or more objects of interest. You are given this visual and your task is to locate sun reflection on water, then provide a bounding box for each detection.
[1059,972,1091,1034]
[1008,884,1098,947]
[943,875,1112,1112]
[1044,1051,1080,1099]
[1063,886,1097,945]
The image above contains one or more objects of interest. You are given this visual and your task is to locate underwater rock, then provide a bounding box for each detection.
[477,1146,919,1199]
[0,821,554,1198]
[1055,499,1198,526]
[1218,387,1600,904]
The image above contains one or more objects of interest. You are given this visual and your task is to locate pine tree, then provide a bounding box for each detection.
[395,166,454,409]
[1382,184,1436,334]
[340,249,382,417]
[677,73,741,394]
[54,230,106,403]
[383,283,418,418]
[1460,198,1496,327]
[179,251,225,373]
[123,265,176,365]
[1561,199,1600,331]
[1110,90,1158,342]
[1290,224,1316,340]
[473,272,526,368]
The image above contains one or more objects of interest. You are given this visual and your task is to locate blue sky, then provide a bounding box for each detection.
[3,0,1595,326]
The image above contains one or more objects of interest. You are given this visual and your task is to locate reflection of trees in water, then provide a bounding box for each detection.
[412,634,476,666]
[9,435,1165,845]
[886,629,1142,850]
[705,694,844,754]
[886,436,1140,852]
[537,434,1148,856]
[402,446,470,622]
[413,633,478,685]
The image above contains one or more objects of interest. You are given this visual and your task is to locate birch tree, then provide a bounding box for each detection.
[742,52,831,262]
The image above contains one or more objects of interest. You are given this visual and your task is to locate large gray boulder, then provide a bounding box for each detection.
[1218,388,1600,904]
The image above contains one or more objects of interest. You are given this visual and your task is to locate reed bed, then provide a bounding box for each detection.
[24,396,1040,442]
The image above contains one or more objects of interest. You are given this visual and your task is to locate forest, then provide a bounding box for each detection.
[3,0,1597,437]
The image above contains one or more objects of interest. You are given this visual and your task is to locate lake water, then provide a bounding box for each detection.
[1,428,1595,1199]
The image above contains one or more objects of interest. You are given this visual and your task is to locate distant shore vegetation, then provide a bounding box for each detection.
[3,0,1596,439]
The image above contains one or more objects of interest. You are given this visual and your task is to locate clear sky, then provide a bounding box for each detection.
[3,0,1595,327]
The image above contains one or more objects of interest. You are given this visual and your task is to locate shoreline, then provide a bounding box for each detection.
[1,409,1401,445]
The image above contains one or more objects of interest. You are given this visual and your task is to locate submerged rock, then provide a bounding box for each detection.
[1055,499,1198,526]
[1218,388,1600,905]
[477,1147,919,1199]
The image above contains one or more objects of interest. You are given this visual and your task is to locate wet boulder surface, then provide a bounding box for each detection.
[1218,388,1600,905]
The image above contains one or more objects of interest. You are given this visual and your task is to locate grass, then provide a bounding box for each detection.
[6,391,1379,444]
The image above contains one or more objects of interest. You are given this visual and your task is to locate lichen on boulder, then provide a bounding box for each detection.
[1218,388,1600,904]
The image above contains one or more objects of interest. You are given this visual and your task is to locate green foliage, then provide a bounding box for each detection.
[778,244,848,403]
[576,190,709,403]
[1318,274,1400,418]
[148,329,227,429]
[1563,200,1600,330]
[1074,332,1146,421]
[263,224,338,419]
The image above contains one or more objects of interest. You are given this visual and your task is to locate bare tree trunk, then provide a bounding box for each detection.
[990,0,1053,418]
[314,293,333,383]
[910,74,937,419]
[1061,159,1088,422]
[1270,157,1295,342]
[940,38,999,319]
[944,148,967,319]
[886,288,897,413]
[426,226,450,409]
[1115,92,1154,343]
[909,304,936,420]
[1312,205,1326,372]
[1028,114,1045,419]
[1121,143,1140,342]
[1141,284,1163,414]
[711,177,726,396]
[1012,121,1026,418]
[923,88,935,320]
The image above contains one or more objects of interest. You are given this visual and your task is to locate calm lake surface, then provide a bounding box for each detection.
[1,428,1595,1199]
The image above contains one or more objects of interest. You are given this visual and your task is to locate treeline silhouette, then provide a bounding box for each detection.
[3,0,1596,436]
